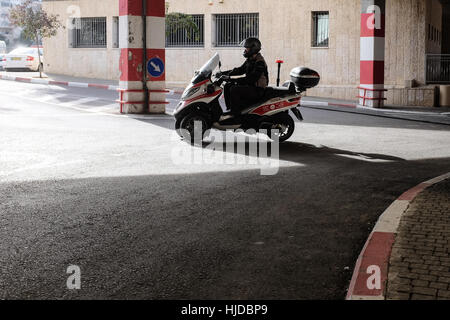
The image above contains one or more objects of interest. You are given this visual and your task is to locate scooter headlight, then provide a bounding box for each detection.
[182,86,200,100]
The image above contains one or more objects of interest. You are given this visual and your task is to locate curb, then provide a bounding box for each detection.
[346,172,450,300]
[301,100,450,125]
[0,74,119,91]
[300,100,357,109]
[0,74,184,96]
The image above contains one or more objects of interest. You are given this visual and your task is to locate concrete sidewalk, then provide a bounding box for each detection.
[386,178,450,300]
[0,71,119,90]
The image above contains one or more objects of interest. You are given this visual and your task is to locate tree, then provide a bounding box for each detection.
[9,0,63,78]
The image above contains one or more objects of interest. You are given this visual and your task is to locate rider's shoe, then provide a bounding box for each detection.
[219,114,234,122]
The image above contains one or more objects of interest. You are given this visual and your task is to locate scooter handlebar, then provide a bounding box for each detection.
[214,75,232,86]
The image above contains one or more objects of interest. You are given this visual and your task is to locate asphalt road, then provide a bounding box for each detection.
[0,80,449,300]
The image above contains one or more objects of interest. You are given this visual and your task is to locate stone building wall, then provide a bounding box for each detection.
[42,0,121,80]
[42,0,443,106]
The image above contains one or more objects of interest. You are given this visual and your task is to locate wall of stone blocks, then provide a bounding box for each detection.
[41,0,441,106]
[42,0,121,80]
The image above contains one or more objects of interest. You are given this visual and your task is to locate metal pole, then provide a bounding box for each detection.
[142,0,149,113]
[276,60,283,87]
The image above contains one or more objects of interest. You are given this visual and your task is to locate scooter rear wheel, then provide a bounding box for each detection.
[267,113,295,143]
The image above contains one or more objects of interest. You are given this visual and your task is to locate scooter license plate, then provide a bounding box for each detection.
[292,108,304,121]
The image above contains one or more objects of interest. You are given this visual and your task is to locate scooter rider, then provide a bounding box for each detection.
[219,37,269,120]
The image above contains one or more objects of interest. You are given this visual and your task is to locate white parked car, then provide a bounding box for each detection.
[0,40,6,54]
[3,47,44,72]
[0,41,6,71]
[0,54,5,71]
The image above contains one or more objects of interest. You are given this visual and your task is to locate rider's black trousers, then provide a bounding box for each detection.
[225,84,265,117]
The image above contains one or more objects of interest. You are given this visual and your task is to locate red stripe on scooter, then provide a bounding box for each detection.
[250,101,299,116]
[192,79,210,88]
[184,90,223,104]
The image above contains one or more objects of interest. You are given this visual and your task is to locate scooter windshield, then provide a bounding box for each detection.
[191,53,220,85]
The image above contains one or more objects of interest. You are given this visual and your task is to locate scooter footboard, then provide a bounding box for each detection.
[209,97,223,122]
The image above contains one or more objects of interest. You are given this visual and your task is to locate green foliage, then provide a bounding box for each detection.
[9,0,63,41]
[9,0,63,77]
[166,12,200,40]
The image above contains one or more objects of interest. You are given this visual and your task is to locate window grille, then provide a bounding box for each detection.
[166,14,204,47]
[72,17,107,48]
[213,13,259,47]
[426,54,450,84]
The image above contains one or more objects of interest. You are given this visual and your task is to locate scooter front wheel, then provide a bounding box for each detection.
[179,113,210,144]
[175,118,183,137]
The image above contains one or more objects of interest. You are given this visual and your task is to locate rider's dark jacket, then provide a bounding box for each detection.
[228,53,269,88]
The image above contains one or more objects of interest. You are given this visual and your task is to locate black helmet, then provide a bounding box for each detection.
[240,37,261,58]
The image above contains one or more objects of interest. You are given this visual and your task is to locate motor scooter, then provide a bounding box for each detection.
[173,53,320,143]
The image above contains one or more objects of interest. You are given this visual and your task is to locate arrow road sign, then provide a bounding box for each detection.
[147,57,164,78]
[150,61,160,73]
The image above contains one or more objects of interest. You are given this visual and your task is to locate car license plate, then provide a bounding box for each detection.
[12,57,21,61]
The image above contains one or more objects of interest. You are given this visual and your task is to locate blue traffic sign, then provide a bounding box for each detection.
[147,57,165,78]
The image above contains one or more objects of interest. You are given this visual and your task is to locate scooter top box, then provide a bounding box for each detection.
[290,67,320,90]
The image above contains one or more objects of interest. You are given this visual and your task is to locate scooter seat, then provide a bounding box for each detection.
[263,82,296,100]
[240,82,297,116]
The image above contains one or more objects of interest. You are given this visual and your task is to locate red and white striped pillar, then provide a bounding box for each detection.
[118,0,166,114]
[119,0,145,114]
[359,0,386,108]
[146,1,167,114]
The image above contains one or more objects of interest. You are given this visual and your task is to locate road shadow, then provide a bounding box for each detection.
[0,148,449,301]
[0,155,449,300]
[135,110,450,140]
[193,138,406,164]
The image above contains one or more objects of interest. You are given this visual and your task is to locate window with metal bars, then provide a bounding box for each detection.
[165,14,204,47]
[312,12,329,48]
[71,17,107,48]
[213,13,259,47]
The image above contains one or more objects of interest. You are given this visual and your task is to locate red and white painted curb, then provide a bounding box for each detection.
[0,74,119,91]
[300,100,357,109]
[346,172,450,300]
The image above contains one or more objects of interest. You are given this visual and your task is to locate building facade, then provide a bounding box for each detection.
[0,0,28,46]
[42,0,448,106]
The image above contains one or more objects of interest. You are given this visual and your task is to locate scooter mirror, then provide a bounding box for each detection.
[219,61,222,70]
